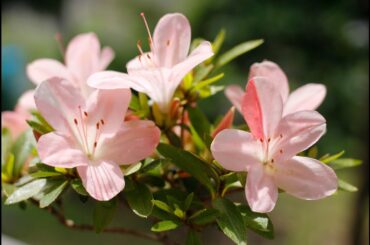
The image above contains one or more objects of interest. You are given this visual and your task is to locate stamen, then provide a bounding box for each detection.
[137,40,144,55]
[140,12,153,48]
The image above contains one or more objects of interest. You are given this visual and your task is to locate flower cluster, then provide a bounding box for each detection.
[2,12,360,244]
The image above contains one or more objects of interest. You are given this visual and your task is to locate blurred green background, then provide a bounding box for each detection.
[1,0,368,244]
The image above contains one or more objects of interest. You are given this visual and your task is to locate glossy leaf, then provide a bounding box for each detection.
[338,179,358,192]
[215,39,264,68]
[320,150,345,163]
[152,200,173,213]
[125,182,153,218]
[238,204,274,239]
[71,179,89,196]
[213,198,247,245]
[39,180,68,208]
[10,130,36,177]
[189,208,220,225]
[122,162,142,176]
[93,198,118,233]
[151,220,181,232]
[157,143,217,196]
[5,179,47,205]
[31,171,62,178]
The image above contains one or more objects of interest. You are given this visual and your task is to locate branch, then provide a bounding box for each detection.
[28,199,162,243]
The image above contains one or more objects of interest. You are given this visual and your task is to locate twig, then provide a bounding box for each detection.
[28,199,162,243]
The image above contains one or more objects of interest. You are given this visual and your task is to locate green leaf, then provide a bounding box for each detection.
[213,198,247,245]
[71,179,89,196]
[10,130,36,177]
[31,171,63,178]
[338,179,358,192]
[193,64,214,84]
[26,120,52,135]
[221,172,243,196]
[184,193,194,211]
[31,111,53,132]
[189,208,220,225]
[93,198,118,233]
[328,158,362,170]
[122,162,142,176]
[190,73,224,93]
[125,183,153,218]
[2,183,16,197]
[186,230,202,245]
[212,29,226,55]
[320,150,345,163]
[238,204,274,239]
[39,180,68,208]
[140,159,162,173]
[5,179,47,205]
[129,93,140,111]
[152,200,173,213]
[157,143,217,196]
[187,107,211,139]
[151,220,181,232]
[215,39,264,68]
[4,153,15,179]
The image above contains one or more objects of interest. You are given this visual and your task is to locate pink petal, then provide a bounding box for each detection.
[37,132,88,168]
[1,111,29,139]
[171,41,213,87]
[242,77,283,140]
[245,164,278,213]
[34,77,85,133]
[99,47,115,70]
[77,161,125,201]
[96,120,160,165]
[212,107,235,138]
[248,60,289,102]
[273,156,337,200]
[224,85,244,114]
[273,111,326,161]
[87,71,147,91]
[283,83,327,116]
[15,90,36,113]
[26,59,71,85]
[153,13,191,67]
[86,88,131,136]
[210,129,262,172]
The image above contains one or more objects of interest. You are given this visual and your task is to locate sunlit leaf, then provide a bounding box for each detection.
[338,179,358,192]
[5,179,47,205]
[39,180,68,208]
[238,204,274,239]
[125,182,153,218]
[151,220,181,232]
[328,158,362,170]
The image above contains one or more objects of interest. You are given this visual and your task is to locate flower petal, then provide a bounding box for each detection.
[34,77,85,133]
[211,129,261,172]
[87,71,147,91]
[99,47,115,70]
[26,59,71,85]
[77,161,125,201]
[153,13,191,67]
[171,41,213,87]
[1,111,29,139]
[245,164,278,213]
[37,132,88,168]
[97,120,160,165]
[248,60,289,102]
[273,156,337,200]
[86,88,131,136]
[224,85,244,114]
[242,77,283,140]
[15,90,36,113]
[273,111,326,161]
[283,83,326,116]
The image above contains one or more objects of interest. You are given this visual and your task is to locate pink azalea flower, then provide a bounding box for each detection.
[27,32,114,98]
[225,60,327,116]
[34,78,160,201]
[87,13,214,112]
[211,77,337,213]
[2,90,35,139]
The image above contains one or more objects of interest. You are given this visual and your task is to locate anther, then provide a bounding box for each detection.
[96,122,100,129]
[271,159,274,163]
[280,149,283,154]
[74,118,78,125]
[94,142,97,148]
[147,54,151,59]
[280,134,283,138]
[100,119,105,125]
[166,40,170,46]
[84,111,88,117]
[267,138,271,143]
[259,138,263,143]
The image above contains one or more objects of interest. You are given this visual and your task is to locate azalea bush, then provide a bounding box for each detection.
[1,12,363,245]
